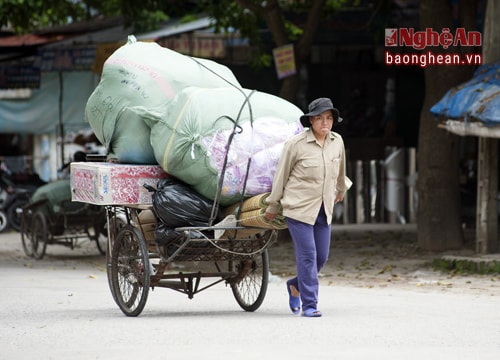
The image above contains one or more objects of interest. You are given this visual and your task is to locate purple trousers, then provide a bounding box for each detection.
[286,205,331,312]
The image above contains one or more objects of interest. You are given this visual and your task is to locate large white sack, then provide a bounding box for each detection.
[130,86,303,206]
[85,37,241,163]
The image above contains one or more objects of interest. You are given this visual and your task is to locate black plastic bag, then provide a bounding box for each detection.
[149,177,222,228]
[154,223,185,246]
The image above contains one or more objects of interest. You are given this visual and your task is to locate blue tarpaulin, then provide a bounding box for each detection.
[430,62,500,127]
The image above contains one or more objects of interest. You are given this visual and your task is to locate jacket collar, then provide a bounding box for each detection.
[305,128,336,143]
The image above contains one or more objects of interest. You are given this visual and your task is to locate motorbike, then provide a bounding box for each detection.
[0,167,45,232]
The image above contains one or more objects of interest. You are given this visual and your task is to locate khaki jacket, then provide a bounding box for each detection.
[266,129,352,225]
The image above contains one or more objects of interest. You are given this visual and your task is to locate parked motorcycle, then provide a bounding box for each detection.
[0,210,7,233]
[0,167,45,232]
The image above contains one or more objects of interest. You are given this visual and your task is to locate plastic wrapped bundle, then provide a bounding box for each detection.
[85,37,241,164]
[131,86,303,206]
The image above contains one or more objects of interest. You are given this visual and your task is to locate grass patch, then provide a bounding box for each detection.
[432,258,500,274]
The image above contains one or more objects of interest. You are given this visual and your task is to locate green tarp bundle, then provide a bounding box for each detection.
[31,179,86,215]
[86,36,241,164]
[86,37,303,206]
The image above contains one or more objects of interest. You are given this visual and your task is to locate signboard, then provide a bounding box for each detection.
[272,44,296,79]
[0,63,40,89]
[38,47,96,71]
[158,34,225,58]
[92,43,124,74]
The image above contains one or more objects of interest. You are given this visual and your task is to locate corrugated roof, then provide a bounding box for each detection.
[136,17,213,41]
[0,33,67,47]
[0,16,126,48]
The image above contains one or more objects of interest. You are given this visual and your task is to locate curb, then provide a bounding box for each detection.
[432,255,500,274]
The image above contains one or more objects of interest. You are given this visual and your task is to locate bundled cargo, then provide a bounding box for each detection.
[70,162,169,205]
[86,36,241,164]
[131,86,302,205]
[85,37,303,206]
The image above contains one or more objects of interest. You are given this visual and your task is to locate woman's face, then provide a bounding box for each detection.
[309,110,334,138]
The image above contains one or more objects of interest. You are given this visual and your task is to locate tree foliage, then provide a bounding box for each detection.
[0,0,198,34]
[202,0,354,101]
[0,0,87,33]
[1,0,356,101]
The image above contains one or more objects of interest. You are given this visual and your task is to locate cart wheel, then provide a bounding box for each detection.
[31,211,48,260]
[106,211,127,303]
[230,249,270,312]
[0,211,7,233]
[20,211,33,257]
[7,198,29,232]
[110,224,150,317]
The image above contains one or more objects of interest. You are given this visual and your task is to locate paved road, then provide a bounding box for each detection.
[1,229,499,359]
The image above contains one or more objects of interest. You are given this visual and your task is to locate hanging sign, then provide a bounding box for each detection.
[272,44,296,79]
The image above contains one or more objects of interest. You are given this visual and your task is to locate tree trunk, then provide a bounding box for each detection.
[476,0,500,253]
[248,0,326,103]
[417,0,476,250]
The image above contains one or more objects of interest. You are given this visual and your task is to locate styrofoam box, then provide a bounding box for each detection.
[70,162,168,205]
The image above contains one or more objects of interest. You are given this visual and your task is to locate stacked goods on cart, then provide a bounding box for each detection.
[145,177,221,255]
[85,36,241,165]
[136,86,301,206]
[84,36,303,208]
[70,162,168,205]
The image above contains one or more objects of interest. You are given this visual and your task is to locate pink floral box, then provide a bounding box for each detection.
[70,162,168,205]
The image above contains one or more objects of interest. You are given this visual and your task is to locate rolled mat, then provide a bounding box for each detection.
[240,192,270,212]
[222,192,286,230]
[238,208,287,230]
[224,192,273,217]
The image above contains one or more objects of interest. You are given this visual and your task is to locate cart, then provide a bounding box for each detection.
[20,195,107,260]
[104,203,278,317]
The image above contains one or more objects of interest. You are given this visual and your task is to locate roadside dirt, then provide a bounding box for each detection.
[268,224,500,297]
[1,224,499,297]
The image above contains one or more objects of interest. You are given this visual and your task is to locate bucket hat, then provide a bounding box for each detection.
[299,98,342,127]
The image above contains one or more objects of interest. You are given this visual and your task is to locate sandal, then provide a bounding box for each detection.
[301,309,322,317]
[286,280,300,315]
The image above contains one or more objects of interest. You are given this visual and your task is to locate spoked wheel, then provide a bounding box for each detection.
[110,224,150,317]
[230,249,270,312]
[7,198,29,232]
[20,211,33,257]
[106,209,127,303]
[31,211,48,260]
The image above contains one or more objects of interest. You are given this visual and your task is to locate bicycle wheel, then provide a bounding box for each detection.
[230,249,269,312]
[20,211,33,257]
[106,209,127,302]
[31,211,48,260]
[110,224,150,317]
[7,198,28,232]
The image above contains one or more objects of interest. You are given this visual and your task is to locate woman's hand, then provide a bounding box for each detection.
[264,210,278,221]
[334,193,344,204]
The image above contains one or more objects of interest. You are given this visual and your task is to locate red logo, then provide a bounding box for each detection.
[384,28,482,49]
[385,28,398,47]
